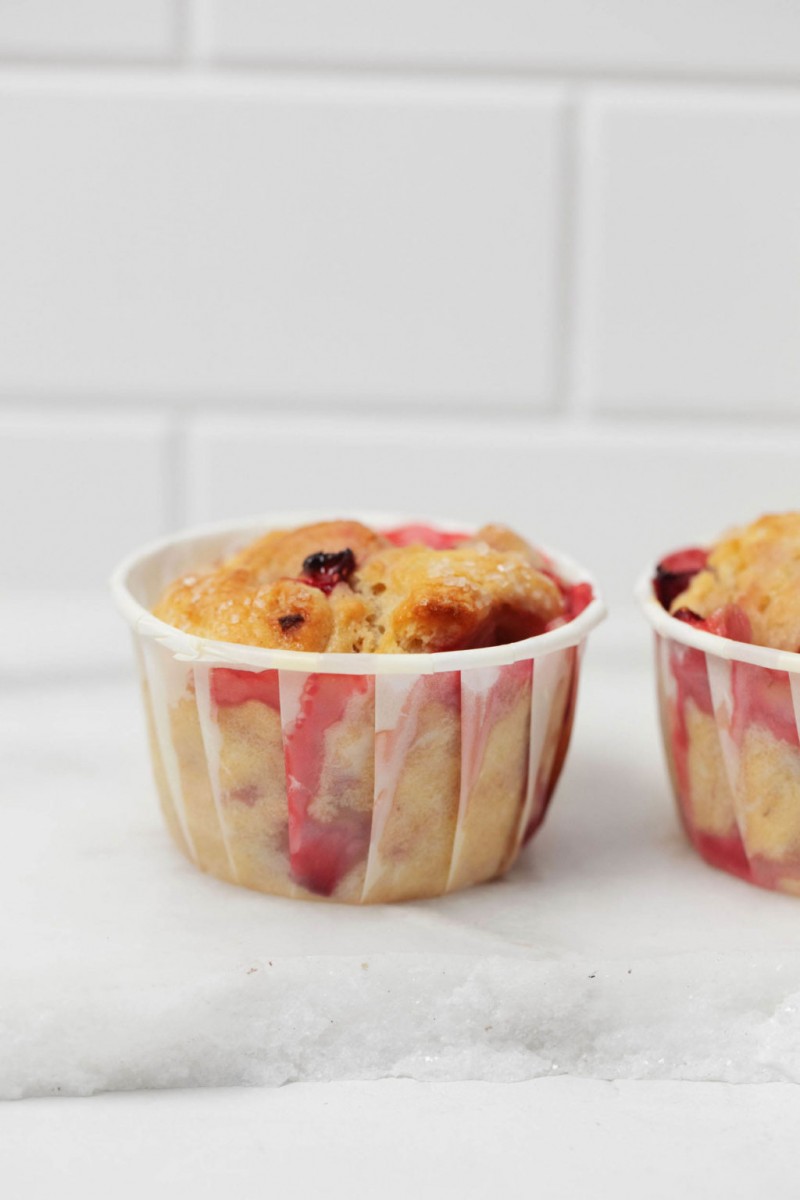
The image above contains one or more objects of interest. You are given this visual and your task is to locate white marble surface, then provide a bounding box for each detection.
[6,1077,800,1200]
[5,637,800,1101]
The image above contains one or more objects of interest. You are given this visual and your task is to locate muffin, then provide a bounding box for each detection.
[112,514,604,903]
[641,512,800,893]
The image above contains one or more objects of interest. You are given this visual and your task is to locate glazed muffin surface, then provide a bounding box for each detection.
[153,518,568,654]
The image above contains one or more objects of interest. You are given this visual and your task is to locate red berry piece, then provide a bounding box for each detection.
[384,524,469,550]
[565,581,593,619]
[653,547,708,611]
[672,607,709,630]
[301,548,356,595]
[278,613,305,631]
[706,605,752,644]
[210,668,281,710]
[671,604,752,645]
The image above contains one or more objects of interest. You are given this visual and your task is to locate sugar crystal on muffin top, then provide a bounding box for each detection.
[152,518,573,654]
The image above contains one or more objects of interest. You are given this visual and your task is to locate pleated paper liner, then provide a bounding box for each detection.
[113,513,605,903]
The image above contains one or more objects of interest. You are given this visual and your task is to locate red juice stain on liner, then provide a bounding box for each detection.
[664,604,754,793]
[683,822,752,882]
[747,851,800,892]
[664,600,764,875]
[284,673,374,896]
[210,668,281,710]
[664,593,799,875]
[731,660,800,749]
[210,523,589,894]
[286,659,530,897]
[461,659,532,793]
[664,640,752,883]
[286,659,465,895]
[664,640,715,812]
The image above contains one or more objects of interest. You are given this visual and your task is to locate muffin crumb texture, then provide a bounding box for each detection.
[153,519,577,654]
[668,512,800,652]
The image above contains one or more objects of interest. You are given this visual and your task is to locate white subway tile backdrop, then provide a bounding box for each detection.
[1,3,799,674]
[0,78,562,405]
[0,1,179,61]
[0,413,168,590]
[576,91,800,415]
[209,1,800,79]
[187,416,800,608]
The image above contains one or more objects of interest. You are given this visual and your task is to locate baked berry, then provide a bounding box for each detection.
[672,607,708,630]
[654,547,708,611]
[706,605,752,643]
[384,524,469,550]
[672,603,751,644]
[565,581,593,619]
[278,613,305,631]
[301,548,356,595]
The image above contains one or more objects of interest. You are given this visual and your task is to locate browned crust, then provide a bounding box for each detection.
[673,512,800,652]
[153,519,565,654]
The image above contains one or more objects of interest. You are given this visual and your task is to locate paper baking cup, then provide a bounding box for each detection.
[638,567,800,894]
[111,513,605,904]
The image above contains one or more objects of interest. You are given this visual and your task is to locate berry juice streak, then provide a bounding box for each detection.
[731,662,800,750]
[282,673,375,897]
[662,640,750,880]
[652,549,750,879]
[203,524,588,898]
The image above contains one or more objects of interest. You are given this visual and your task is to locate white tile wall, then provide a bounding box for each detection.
[0,1,179,61]
[0,78,561,407]
[0,413,168,590]
[0,413,170,676]
[576,91,800,416]
[209,1,800,79]
[1,4,799,675]
[187,415,800,617]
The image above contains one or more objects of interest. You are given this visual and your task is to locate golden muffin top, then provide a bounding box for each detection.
[671,512,800,652]
[152,518,570,654]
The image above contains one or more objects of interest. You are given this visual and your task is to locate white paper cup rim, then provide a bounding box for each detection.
[636,564,800,674]
[110,511,606,676]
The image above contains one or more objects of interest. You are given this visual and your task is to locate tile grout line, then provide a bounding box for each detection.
[163,409,189,533]
[1,57,800,94]
[562,90,593,420]
[174,0,213,68]
[170,0,194,66]
[5,396,800,437]
[551,87,582,421]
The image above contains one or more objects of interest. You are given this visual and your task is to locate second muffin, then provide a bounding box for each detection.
[644,512,800,894]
